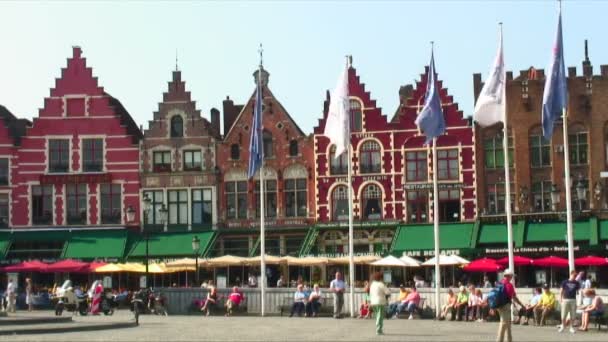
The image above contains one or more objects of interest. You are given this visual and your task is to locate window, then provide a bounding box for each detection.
[484,135,514,169]
[153,151,171,172]
[407,191,427,223]
[0,194,8,227]
[532,181,553,212]
[263,131,273,158]
[405,151,427,182]
[0,159,8,185]
[170,116,183,138]
[225,181,247,219]
[362,184,382,220]
[437,149,459,180]
[255,180,277,218]
[438,189,460,222]
[183,150,202,171]
[192,189,213,226]
[289,140,299,157]
[230,144,240,160]
[359,141,381,174]
[569,132,588,165]
[332,186,349,221]
[143,190,164,225]
[168,190,188,225]
[82,138,103,172]
[49,139,69,173]
[350,99,362,131]
[529,134,551,167]
[330,145,348,175]
[285,178,307,217]
[486,183,515,214]
[66,184,87,225]
[100,184,121,224]
[32,185,53,225]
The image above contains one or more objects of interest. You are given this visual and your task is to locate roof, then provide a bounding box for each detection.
[0,105,31,146]
[105,93,143,144]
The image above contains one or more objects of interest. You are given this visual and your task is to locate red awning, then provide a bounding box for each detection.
[87,261,107,273]
[496,256,534,266]
[45,259,89,273]
[463,258,504,273]
[533,256,569,268]
[4,260,49,272]
[575,256,608,267]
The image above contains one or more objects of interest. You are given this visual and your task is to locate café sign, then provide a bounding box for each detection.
[485,246,581,254]
[403,249,462,257]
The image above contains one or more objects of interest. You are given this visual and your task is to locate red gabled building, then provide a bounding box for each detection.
[3,47,143,261]
[310,60,476,257]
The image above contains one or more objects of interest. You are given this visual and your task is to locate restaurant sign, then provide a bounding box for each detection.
[40,173,112,185]
[484,246,581,254]
[403,249,462,257]
[403,183,462,191]
[316,220,399,229]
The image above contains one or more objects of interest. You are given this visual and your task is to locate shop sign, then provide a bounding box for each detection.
[484,246,581,254]
[403,183,462,191]
[316,220,399,229]
[227,219,308,228]
[305,252,382,258]
[403,249,461,257]
[40,173,111,185]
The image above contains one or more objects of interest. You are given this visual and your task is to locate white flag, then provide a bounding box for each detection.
[474,28,505,127]
[324,65,350,158]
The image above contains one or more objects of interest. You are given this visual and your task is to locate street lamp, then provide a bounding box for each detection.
[550,184,560,212]
[159,204,168,232]
[125,205,136,223]
[141,194,152,288]
[192,236,201,287]
[576,180,587,211]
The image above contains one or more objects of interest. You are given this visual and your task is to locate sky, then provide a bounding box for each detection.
[1,1,607,134]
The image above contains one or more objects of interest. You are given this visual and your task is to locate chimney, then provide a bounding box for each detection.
[473,73,483,102]
[222,96,237,136]
[568,67,577,78]
[398,85,414,105]
[210,108,220,137]
[253,66,270,87]
[601,65,608,77]
[72,46,82,58]
[506,71,513,81]
[582,40,593,77]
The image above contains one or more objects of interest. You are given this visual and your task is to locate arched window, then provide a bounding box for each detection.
[332,185,349,221]
[362,184,382,220]
[329,145,348,175]
[359,141,381,174]
[230,144,240,160]
[350,99,362,131]
[263,130,273,158]
[289,140,299,157]
[170,116,183,138]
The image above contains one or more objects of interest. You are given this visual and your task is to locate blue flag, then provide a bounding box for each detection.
[247,78,263,179]
[415,49,445,144]
[542,10,568,140]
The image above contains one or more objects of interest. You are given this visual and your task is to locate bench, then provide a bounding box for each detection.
[393,298,427,319]
[188,296,248,316]
[278,296,334,317]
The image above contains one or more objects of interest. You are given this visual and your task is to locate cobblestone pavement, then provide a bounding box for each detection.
[2,310,607,342]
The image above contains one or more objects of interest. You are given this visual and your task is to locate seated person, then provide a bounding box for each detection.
[478,289,490,321]
[579,288,604,331]
[533,285,556,326]
[359,282,371,319]
[393,287,420,320]
[454,286,469,321]
[467,287,483,322]
[200,287,218,316]
[225,286,245,316]
[386,285,408,317]
[516,287,541,325]
[440,288,457,320]
[305,284,322,317]
[289,284,307,317]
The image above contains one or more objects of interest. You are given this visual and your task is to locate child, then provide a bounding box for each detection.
[359,282,371,319]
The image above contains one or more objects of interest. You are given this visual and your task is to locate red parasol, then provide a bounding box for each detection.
[574,256,608,267]
[533,256,569,268]
[4,260,48,272]
[462,258,504,273]
[45,259,89,273]
[496,256,534,266]
[87,261,107,273]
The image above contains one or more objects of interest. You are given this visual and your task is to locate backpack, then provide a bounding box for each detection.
[487,283,511,309]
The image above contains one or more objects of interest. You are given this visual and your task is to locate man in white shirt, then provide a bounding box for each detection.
[248,273,257,288]
[6,279,15,313]
[329,272,346,318]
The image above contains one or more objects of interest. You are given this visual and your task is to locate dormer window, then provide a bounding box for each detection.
[263,130,273,158]
[170,116,183,138]
[230,144,240,160]
[289,140,298,157]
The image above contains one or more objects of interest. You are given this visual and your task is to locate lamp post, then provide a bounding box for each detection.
[192,236,200,287]
[550,184,560,212]
[576,180,587,212]
[142,194,152,288]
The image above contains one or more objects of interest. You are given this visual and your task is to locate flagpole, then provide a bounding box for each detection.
[562,109,575,272]
[432,137,440,318]
[346,56,355,318]
[258,45,266,317]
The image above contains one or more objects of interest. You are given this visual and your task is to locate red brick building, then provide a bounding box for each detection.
[310,60,476,256]
[213,66,315,260]
[3,47,143,261]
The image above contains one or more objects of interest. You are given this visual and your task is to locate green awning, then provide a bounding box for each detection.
[0,232,10,260]
[128,231,215,258]
[478,223,508,244]
[9,230,71,242]
[599,220,608,240]
[391,223,474,255]
[525,221,590,243]
[62,230,127,259]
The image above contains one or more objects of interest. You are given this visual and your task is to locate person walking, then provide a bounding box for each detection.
[369,272,390,335]
[25,278,33,312]
[558,270,580,334]
[496,269,524,342]
[329,271,346,318]
[5,278,15,313]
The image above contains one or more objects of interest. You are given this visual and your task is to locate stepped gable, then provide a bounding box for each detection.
[313,66,388,134]
[391,65,469,131]
[49,46,104,98]
[0,105,30,146]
